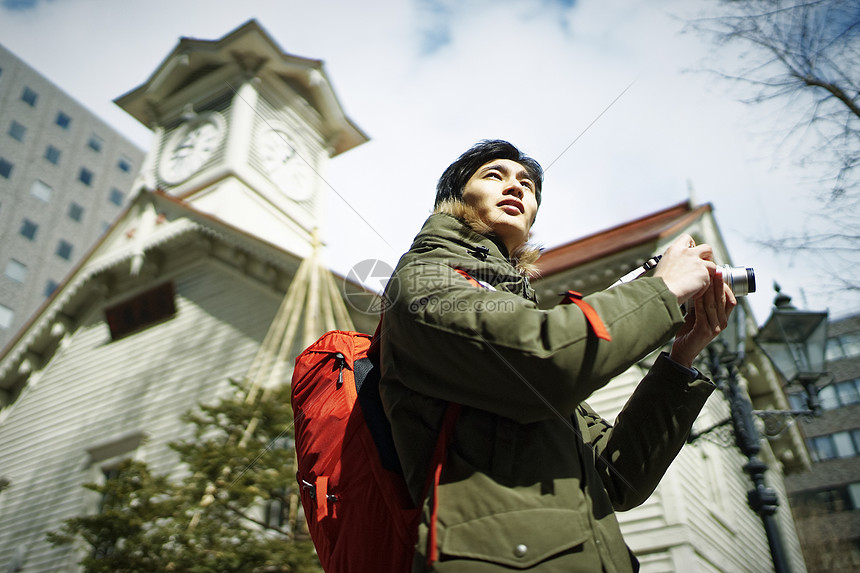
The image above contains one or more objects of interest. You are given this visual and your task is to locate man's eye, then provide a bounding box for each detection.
[521,180,534,190]
[486,172,501,179]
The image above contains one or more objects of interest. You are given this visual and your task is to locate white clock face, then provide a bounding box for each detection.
[258,127,314,202]
[159,112,226,184]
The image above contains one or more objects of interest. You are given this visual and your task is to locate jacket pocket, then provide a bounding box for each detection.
[439,508,591,568]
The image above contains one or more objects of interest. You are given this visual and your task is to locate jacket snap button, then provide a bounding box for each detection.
[514,544,528,558]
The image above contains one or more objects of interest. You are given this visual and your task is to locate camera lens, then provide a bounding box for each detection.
[718,264,756,296]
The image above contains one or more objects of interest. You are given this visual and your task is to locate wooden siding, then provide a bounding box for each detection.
[0,258,283,571]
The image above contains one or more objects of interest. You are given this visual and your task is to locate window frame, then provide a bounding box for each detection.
[0,304,14,330]
[108,188,124,206]
[21,87,38,107]
[4,259,27,283]
[68,202,84,222]
[117,157,132,173]
[19,219,38,241]
[87,134,103,152]
[44,145,61,165]
[56,240,73,261]
[30,180,52,203]
[0,157,12,179]
[104,282,177,340]
[78,167,94,186]
[8,121,26,142]
[55,111,71,129]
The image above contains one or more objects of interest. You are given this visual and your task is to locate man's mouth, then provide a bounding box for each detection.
[498,198,524,214]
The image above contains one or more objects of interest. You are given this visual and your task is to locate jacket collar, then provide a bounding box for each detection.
[418,200,542,278]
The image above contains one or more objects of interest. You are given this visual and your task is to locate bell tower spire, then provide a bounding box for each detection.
[114,20,368,258]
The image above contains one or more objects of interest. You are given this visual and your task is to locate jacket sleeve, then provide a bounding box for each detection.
[381,259,686,423]
[580,352,715,511]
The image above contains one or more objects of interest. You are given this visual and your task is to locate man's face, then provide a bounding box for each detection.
[461,158,538,253]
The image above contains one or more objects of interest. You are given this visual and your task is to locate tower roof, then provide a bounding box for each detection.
[115,19,367,156]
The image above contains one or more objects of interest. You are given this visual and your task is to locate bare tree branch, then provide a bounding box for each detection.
[685,0,860,297]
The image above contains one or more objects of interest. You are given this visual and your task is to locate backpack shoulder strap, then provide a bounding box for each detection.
[425,402,461,566]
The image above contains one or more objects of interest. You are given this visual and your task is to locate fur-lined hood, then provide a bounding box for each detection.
[433,199,542,278]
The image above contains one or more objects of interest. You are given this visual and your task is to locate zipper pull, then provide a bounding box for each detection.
[335,352,345,388]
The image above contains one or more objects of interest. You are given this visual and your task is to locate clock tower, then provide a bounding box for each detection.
[115,20,367,258]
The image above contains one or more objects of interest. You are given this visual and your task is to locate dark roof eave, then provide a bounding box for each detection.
[537,202,712,278]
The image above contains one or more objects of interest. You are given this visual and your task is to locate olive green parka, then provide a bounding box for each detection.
[379,206,715,572]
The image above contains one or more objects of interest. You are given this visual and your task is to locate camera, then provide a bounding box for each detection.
[717,264,756,296]
[610,257,756,296]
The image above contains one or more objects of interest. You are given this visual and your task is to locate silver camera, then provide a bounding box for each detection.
[611,257,756,296]
[717,264,756,296]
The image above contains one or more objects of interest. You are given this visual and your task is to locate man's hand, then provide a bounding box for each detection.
[653,234,716,305]
[669,271,738,368]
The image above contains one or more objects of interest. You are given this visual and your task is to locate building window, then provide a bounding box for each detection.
[87,135,103,152]
[5,260,27,283]
[0,304,13,330]
[809,379,860,411]
[795,487,853,513]
[117,157,132,173]
[827,338,842,361]
[788,392,806,410]
[21,87,38,107]
[827,333,860,360]
[45,280,59,297]
[836,379,860,406]
[78,168,93,186]
[842,333,860,358]
[56,240,73,261]
[809,430,860,462]
[55,111,71,129]
[810,435,838,461]
[109,188,124,206]
[68,202,84,222]
[849,483,860,511]
[44,145,61,165]
[818,385,840,410]
[8,121,26,142]
[0,157,12,179]
[20,219,38,240]
[30,180,52,202]
[104,282,177,340]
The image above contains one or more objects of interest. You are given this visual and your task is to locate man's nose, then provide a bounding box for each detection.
[503,180,524,198]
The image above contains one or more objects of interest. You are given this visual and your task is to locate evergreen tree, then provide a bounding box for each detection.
[48,379,321,573]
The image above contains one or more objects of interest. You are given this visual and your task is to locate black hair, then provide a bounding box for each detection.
[434,140,543,208]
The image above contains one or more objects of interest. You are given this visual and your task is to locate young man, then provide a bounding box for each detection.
[379,140,735,572]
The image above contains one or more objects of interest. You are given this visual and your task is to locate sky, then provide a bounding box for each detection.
[0,0,856,325]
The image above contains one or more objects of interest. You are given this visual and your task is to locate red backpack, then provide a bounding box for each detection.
[291,328,458,572]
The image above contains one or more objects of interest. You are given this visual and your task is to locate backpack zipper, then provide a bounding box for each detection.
[334,352,346,388]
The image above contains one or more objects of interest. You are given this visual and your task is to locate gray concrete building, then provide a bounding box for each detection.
[0,42,145,352]
[785,313,860,570]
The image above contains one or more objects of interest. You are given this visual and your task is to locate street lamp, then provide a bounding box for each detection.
[756,284,829,416]
[689,285,829,573]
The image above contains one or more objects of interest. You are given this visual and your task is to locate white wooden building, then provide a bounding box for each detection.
[0,20,810,573]
[0,21,372,571]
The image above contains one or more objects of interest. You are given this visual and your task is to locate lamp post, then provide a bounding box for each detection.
[689,285,829,573]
